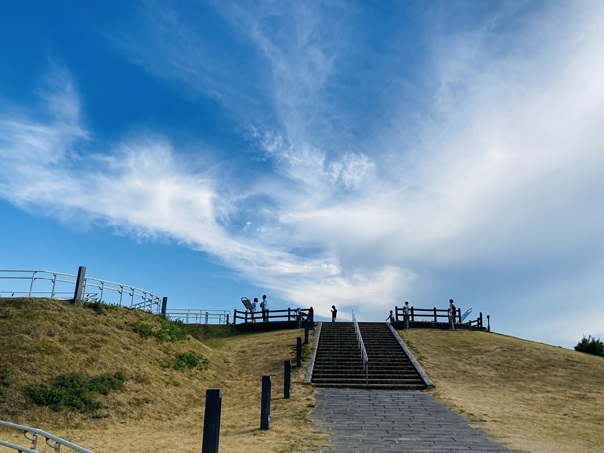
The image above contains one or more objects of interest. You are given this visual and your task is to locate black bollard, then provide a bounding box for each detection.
[304,319,309,344]
[201,389,222,453]
[284,360,291,399]
[296,336,302,367]
[261,376,271,430]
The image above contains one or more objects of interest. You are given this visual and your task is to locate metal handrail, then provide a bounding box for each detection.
[0,420,94,453]
[0,270,161,313]
[351,310,369,385]
[165,309,230,325]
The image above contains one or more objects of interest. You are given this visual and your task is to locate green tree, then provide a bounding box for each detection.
[574,335,604,357]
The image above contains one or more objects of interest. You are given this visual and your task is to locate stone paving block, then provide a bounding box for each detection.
[300,389,528,453]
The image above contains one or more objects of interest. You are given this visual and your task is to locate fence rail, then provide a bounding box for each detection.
[233,307,312,324]
[0,419,94,453]
[165,309,230,325]
[394,305,484,328]
[0,269,162,314]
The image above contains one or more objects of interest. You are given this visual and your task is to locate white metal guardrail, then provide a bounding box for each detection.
[0,419,94,453]
[0,269,161,313]
[165,309,230,325]
[351,310,369,385]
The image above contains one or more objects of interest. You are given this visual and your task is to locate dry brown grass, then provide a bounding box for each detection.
[398,328,604,453]
[0,298,324,452]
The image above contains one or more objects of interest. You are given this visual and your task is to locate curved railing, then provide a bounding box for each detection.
[0,419,93,453]
[351,310,368,385]
[0,269,161,313]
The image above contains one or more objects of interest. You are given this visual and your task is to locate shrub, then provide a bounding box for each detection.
[575,335,604,357]
[26,371,127,414]
[0,369,11,399]
[173,352,210,370]
[131,317,189,342]
[84,301,119,315]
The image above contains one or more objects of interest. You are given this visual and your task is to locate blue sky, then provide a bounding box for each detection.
[1,0,603,348]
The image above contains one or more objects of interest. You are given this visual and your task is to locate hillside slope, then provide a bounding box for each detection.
[0,298,320,453]
[399,328,604,453]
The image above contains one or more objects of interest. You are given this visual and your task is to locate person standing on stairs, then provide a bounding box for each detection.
[386,310,395,323]
[331,305,337,322]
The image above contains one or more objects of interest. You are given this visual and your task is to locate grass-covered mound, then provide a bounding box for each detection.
[399,328,604,453]
[0,298,320,453]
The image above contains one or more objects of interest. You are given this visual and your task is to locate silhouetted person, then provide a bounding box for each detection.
[252,297,258,323]
[331,305,337,322]
[449,299,456,328]
[261,294,268,322]
[386,310,395,323]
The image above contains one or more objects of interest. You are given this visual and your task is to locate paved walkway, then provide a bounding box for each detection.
[303,389,527,452]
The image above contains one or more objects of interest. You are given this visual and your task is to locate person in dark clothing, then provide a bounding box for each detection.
[331,305,337,322]
[449,299,457,326]
[386,310,395,323]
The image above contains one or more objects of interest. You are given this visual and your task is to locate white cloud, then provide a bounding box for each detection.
[2,2,604,346]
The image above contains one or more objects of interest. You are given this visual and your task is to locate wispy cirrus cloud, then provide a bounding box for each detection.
[2,1,604,344]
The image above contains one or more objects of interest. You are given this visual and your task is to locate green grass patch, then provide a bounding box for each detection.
[0,368,11,399]
[83,301,120,316]
[172,351,210,370]
[26,371,127,415]
[130,316,189,342]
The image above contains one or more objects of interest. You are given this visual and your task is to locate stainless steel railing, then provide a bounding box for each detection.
[351,310,369,385]
[0,419,94,453]
[0,269,161,313]
[165,309,230,325]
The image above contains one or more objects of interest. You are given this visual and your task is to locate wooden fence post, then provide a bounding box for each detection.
[296,337,302,367]
[433,307,437,322]
[201,389,222,453]
[284,361,291,399]
[161,297,168,315]
[72,266,86,306]
[260,376,271,430]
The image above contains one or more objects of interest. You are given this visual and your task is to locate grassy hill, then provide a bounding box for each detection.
[0,298,322,453]
[398,328,604,453]
[1,298,603,453]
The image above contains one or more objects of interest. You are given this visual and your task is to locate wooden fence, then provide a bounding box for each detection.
[394,306,484,328]
[233,307,313,324]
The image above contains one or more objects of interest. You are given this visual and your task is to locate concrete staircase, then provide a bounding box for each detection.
[311,322,428,389]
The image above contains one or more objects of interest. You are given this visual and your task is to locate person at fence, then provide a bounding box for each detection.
[402,301,410,319]
[261,294,268,322]
[252,297,258,322]
[386,310,395,323]
[331,305,337,322]
[296,307,303,327]
[449,299,456,325]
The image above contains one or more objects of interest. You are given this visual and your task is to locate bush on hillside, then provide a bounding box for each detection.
[83,301,119,316]
[172,351,210,370]
[574,335,604,357]
[27,371,127,415]
[130,317,189,342]
[0,369,11,400]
